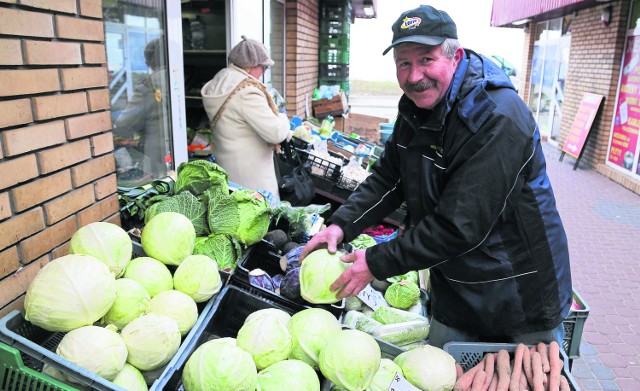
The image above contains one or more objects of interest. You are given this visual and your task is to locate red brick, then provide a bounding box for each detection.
[0,38,22,65]
[20,0,77,14]
[0,69,59,97]
[0,208,45,250]
[51,241,71,259]
[24,40,82,65]
[0,192,10,220]
[55,15,104,42]
[11,171,72,212]
[71,154,116,186]
[60,67,108,91]
[91,133,114,156]
[0,154,39,190]
[79,0,102,18]
[65,111,112,139]
[19,217,77,263]
[87,89,110,111]
[37,139,92,174]
[32,92,88,121]
[104,213,122,227]
[0,256,49,309]
[43,184,94,224]
[83,43,106,64]
[0,8,53,38]
[0,99,32,129]
[0,246,19,279]
[94,174,117,200]
[76,194,119,227]
[0,296,25,319]
[2,121,66,157]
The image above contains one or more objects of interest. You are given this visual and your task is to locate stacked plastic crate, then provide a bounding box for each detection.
[319,0,351,96]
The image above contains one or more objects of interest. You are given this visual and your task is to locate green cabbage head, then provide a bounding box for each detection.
[229,190,271,245]
[25,254,116,332]
[287,308,341,369]
[319,329,381,391]
[369,358,403,391]
[257,359,320,391]
[236,308,293,370]
[141,211,195,265]
[393,345,457,391]
[123,257,173,298]
[112,363,148,391]
[101,278,150,330]
[56,325,127,382]
[121,313,181,371]
[182,338,257,391]
[299,249,347,304]
[173,254,221,303]
[69,222,132,277]
[384,280,420,309]
[148,290,198,337]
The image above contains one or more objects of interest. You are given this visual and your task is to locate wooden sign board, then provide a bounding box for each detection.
[561,93,604,168]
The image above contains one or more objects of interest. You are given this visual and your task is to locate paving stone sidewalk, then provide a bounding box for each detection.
[542,143,640,391]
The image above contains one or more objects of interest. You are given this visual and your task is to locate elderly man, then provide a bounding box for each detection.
[301,5,572,348]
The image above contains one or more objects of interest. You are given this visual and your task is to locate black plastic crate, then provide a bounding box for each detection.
[320,1,352,22]
[320,63,349,79]
[230,240,345,318]
[320,18,350,35]
[154,285,303,390]
[296,147,346,182]
[320,33,350,51]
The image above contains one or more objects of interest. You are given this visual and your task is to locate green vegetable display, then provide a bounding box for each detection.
[56,325,127,382]
[101,278,150,330]
[68,222,132,277]
[193,233,243,270]
[141,212,196,266]
[173,254,221,303]
[256,359,320,391]
[25,254,116,332]
[148,290,198,337]
[371,306,428,325]
[182,338,257,391]
[144,191,209,236]
[175,159,229,197]
[349,233,377,250]
[120,313,181,371]
[384,280,420,309]
[299,249,347,304]
[386,270,420,285]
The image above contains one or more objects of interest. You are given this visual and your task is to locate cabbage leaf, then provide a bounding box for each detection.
[175,159,228,197]
[193,234,243,270]
[144,191,209,236]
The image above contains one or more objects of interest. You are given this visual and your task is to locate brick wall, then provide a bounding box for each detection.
[0,1,119,318]
[558,2,629,171]
[285,0,320,117]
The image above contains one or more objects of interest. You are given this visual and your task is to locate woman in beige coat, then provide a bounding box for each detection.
[201,36,291,200]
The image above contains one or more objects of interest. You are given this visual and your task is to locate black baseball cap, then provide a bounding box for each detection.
[382,5,458,55]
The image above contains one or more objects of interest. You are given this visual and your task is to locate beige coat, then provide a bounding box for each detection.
[201,65,291,200]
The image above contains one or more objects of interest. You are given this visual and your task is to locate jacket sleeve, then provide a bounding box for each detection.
[364,101,538,280]
[327,128,405,242]
[240,88,291,144]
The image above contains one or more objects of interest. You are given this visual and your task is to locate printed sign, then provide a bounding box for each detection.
[388,372,421,391]
[357,284,388,310]
[610,35,640,172]
[562,93,604,158]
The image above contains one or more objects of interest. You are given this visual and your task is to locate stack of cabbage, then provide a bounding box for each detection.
[180,306,456,391]
[143,160,272,271]
[23,215,222,390]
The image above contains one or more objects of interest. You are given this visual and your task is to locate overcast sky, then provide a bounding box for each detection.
[349,0,525,81]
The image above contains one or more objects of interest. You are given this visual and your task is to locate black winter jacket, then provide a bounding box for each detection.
[328,49,572,336]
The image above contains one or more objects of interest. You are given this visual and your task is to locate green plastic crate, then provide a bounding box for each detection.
[320,48,350,64]
[320,33,350,51]
[0,342,75,391]
[563,288,589,361]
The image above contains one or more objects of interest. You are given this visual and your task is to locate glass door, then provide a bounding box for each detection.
[103,0,186,187]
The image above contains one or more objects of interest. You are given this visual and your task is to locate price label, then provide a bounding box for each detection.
[387,372,421,391]
[357,284,388,310]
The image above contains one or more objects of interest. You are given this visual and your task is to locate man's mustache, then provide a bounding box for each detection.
[406,80,435,92]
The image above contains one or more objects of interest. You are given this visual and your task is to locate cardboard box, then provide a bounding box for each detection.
[334,112,389,145]
[312,91,349,118]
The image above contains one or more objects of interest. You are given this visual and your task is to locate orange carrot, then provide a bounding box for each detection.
[522,344,534,387]
[456,363,465,379]
[482,352,496,390]
[559,375,571,391]
[454,360,486,391]
[548,341,563,391]
[471,369,487,391]
[488,373,499,391]
[531,351,545,391]
[537,342,550,373]
[509,344,526,391]
[496,349,511,391]
[519,371,528,391]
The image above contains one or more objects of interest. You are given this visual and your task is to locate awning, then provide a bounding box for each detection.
[491,0,605,28]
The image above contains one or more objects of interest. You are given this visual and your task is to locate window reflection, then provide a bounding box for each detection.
[104,1,173,187]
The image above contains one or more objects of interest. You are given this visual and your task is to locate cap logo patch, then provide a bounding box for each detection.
[400,16,421,29]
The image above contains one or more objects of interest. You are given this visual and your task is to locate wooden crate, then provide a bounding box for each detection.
[312,91,348,118]
[334,112,389,145]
